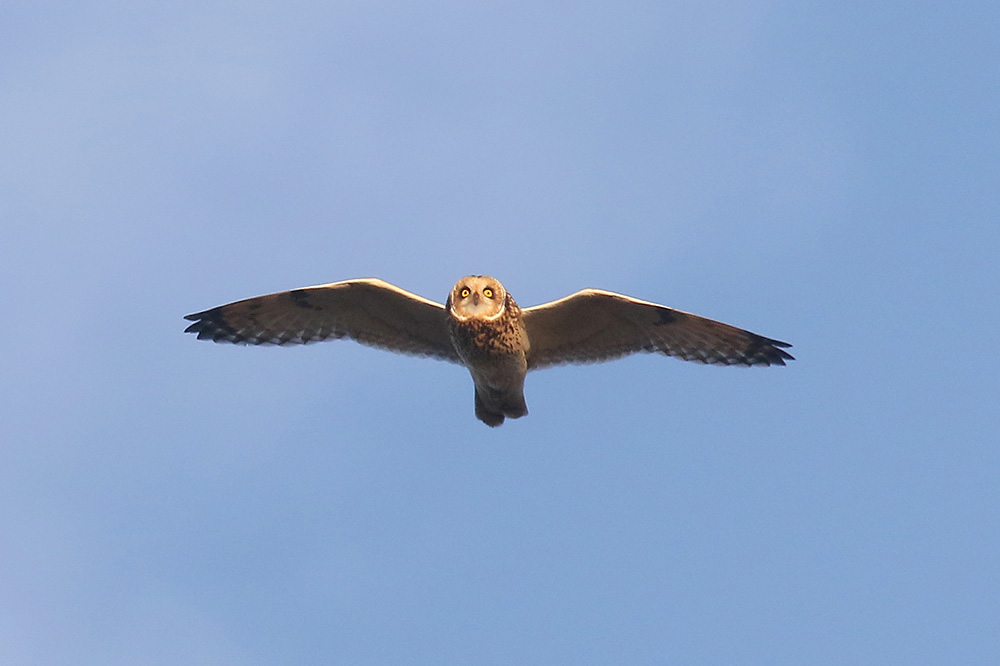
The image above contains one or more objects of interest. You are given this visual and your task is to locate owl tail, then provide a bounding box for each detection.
[474,387,528,428]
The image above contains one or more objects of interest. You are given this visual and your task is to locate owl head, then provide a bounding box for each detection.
[447,275,508,321]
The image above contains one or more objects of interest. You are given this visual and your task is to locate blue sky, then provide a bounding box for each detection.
[2,1,997,664]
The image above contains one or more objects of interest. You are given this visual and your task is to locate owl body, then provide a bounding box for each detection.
[445,276,529,426]
[185,274,794,427]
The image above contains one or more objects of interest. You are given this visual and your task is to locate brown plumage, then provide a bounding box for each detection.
[185,275,793,426]
[445,276,528,426]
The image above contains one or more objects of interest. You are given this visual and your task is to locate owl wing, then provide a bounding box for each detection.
[184,278,462,363]
[522,289,793,369]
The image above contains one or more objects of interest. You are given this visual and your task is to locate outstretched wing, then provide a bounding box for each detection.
[184,278,462,363]
[522,289,793,369]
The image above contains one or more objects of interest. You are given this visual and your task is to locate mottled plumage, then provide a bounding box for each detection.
[185,275,793,426]
[445,276,529,426]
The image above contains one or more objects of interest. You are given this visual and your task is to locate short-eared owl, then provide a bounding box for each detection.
[185,276,793,426]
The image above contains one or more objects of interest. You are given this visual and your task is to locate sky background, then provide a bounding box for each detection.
[2,1,998,664]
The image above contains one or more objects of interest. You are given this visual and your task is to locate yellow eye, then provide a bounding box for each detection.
[483,288,494,298]
[460,287,471,298]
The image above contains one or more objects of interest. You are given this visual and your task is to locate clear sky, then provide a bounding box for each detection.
[2,1,998,664]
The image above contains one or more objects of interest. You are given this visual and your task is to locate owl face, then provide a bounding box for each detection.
[448,275,507,321]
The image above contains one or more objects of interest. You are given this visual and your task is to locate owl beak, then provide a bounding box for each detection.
[472,292,480,305]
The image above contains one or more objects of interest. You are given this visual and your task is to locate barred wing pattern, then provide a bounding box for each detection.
[523,289,793,369]
[184,278,462,363]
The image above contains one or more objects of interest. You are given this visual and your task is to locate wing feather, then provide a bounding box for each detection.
[184,279,462,363]
[522,289,793,369]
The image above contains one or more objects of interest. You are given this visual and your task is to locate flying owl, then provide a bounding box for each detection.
[184,276,793,426]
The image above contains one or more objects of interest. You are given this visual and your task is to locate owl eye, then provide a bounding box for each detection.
[460,287,471,298]
[483,287,494,299]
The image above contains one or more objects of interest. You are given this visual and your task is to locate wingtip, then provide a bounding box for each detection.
[771,345,795,365]
[749,334,794,366]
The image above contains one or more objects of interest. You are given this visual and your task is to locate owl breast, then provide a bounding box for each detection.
[447,306,528,376]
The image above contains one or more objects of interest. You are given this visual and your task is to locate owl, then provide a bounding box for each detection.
[184,275,793,426]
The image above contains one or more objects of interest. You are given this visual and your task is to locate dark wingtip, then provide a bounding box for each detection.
[183,308,240,343]
[768,343,795,365]
[183,310,209,334]
[746,334,794,366]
